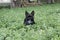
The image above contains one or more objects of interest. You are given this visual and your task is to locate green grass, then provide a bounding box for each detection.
[0,3,60,40]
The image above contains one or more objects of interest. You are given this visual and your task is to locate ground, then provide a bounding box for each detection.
[0,3,60,40]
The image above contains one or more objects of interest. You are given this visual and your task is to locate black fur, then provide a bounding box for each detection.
[24,11,35,25]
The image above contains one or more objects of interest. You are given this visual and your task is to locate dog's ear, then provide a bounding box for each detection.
[25,11,29,16]
[31,11,35,16]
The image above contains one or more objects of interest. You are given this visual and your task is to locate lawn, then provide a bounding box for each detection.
[0,3,60,40]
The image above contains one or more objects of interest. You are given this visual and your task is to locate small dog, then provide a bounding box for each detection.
[24,11,35,25]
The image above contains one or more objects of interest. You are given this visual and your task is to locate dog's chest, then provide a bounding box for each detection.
[27,20,32,24]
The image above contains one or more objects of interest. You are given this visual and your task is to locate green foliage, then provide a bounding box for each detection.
[0,3,60,40]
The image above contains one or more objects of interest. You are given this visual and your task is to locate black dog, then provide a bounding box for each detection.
[24,11,35,25]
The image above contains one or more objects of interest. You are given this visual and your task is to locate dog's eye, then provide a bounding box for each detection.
[28,15,32,17]
[28,16,31,17]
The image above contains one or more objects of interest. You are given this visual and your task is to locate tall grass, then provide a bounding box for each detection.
[0,3,60,40]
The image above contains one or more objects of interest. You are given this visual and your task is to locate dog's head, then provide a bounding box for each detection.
[24,11,35,25]
[25,11,34,20]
